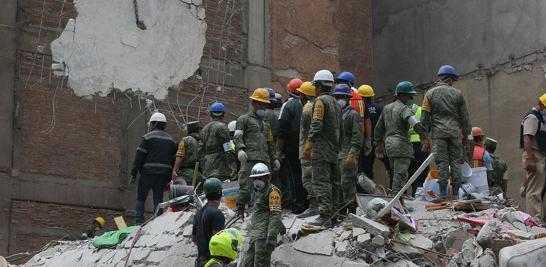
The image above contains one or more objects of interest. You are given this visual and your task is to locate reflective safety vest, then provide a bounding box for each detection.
[409,104,422,143]
[472,145,485,168]
[204,258,225,267]
[350,90,366,132]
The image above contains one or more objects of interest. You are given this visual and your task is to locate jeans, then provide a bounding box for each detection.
[135,174,169,224]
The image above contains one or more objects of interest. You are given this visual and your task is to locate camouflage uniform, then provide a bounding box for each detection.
[241,183,283,267]
[338,105,363,208]
[421,82,472,195]
[200,121,234,180]
[489,153,508,190]
[234,112,276,210]
[374,100,425,194]
[306,93,342,218]
[175,133,201,185]
[300,100,314,201]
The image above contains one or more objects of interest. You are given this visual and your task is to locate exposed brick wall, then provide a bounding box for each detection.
[9,200,124,255]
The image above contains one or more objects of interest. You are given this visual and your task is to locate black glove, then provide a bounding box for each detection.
[264,238,277,251]
[280,227,286,236]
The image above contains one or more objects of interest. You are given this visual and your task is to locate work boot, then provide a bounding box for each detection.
[306,215,332,228]
[297,199,319,218]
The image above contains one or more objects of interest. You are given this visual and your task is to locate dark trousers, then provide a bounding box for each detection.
[136,174,168,224]
[358,147,392,188]
[409,142,429,196]
[285,151,306,211]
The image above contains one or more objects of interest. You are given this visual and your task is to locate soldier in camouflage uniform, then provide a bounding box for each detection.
[296,81,318,218]
[200,102,236,181]
[421,65,472,198]
[235,88,280,216]
[485,137,508,194]
[241,163,284,267]
[303,70,341,227]
[332,84,363,214]
[374,81,428,199]
[172,121,202,185]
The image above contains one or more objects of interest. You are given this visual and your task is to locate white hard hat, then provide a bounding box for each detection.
[149,112,167,123]
[228,121,236,132]
[313,70,334,82]
[249,162,270,178]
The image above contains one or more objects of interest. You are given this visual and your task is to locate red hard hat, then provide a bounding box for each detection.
[287,78,303,94]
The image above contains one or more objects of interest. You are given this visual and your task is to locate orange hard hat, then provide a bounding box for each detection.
[287,78,303,94]
[471,127,484,137]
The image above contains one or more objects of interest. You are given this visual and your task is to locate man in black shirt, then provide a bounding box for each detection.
[192,178,225,267]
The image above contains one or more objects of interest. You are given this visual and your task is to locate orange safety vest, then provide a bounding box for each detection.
[350,90,366,132]
[472,145,485,168]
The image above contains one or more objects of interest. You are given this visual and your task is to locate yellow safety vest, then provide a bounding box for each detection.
[409,104,422,143]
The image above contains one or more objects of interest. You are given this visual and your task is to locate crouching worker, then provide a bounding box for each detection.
[193,178,226,267]
[242,163,285,267]
[81,217,105,239]
[206,228,244,267]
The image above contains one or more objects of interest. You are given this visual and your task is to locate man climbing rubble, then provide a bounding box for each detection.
[131,112,178,225]
[206,228,243,267]
[374,81,428,204]
[520,93,546,220]
[241,163,285,267]
[80,217,105,239]
[172,121,202,185]
[200,102,236,181]
[303,70,342,228]
[235,88,279,217]
[193,178,226,267]
[332,83,363,215]
[421,65,472,200]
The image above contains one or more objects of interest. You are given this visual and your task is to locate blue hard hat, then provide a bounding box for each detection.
[265,88,276,101]
[332,84,352,97]
[209,102,225,113]
[336,71,355,85]
[437,65,459,80]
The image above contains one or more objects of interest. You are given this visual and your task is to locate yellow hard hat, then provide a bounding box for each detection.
[249,88,271,104]
[357,84,375,97]
[95,217,105,227]
[540,93,546,107]
[297,81,316,97]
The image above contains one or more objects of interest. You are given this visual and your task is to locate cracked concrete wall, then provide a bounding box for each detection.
[270,0,373,92]
[51,0,207,99]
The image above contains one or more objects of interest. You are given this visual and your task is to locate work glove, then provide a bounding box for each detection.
[303,141,313,160]
[237,150,248,163]
[264,238,277,251]
[375,142,385,159]
[525,158,537,172]
[421,138,432,153]
[343,151,357,170]
[273,159,281,172]
[363,138,372,156]
[130,175,137,184]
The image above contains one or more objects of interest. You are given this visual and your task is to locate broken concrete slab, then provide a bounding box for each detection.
[350,214,390,237]
[182,224,193,237]
[409,234,433,250]
[352,227,366,237]
[146,250,167,265]
[357,233,371,248]
[339,230,351,240]
[335,240,349,257]
[293,231,335,256]
[372,235,386,246]
[272,243,369,267]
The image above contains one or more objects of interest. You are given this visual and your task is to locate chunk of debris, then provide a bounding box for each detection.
[335,240,349,257]
[357,233,371,248]
[372,235,386,246]
[293,230,335,256]
[352,227,366,237]
[350,214,390,237]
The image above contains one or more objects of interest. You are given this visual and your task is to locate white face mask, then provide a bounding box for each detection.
[253,179,266,191]
[337,99,347,108]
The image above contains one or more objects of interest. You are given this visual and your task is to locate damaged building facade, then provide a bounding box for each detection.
[0,0,372,256]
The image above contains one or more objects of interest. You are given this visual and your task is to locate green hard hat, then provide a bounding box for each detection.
[395,81,417,95]
[203,177,223,194]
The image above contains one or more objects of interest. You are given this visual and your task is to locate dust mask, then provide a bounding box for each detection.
[253,180,266,191]
[256,109,266,118]
[337,99,347,108]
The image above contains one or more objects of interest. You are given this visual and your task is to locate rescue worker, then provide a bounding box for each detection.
[303,70,341,227]
[484,137,508,194]
[81,217,105,239]
[227,120,238,179]
[336,72,373,170]
[520,94,546,219]
[374,81,428,202]
[470,127,494,181]
[265,88,279,141]
[200,102,235,181]
[296,82,318,218]
[235,88,280,216]
[193,178,226,267]
[277,78,305,213]
[206,228,243,267]
[241,163,284,267]
[332,84,363,214]
[228,121,236,140]
[131,112,177,225]
[421,65,472,200]
[408,103,430,196]
[172,121,202,185]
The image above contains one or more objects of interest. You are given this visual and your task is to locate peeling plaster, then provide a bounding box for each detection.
[51,0,207,99]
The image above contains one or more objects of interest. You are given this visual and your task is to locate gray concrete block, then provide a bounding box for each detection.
[339,230,351,241]
[293,230,335,256]
[335,240,349,257]
[357,233,371,248]
[352,227,366,237]
[350,214,390,237]
[182,224,193,238]
[372,235,386,246]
